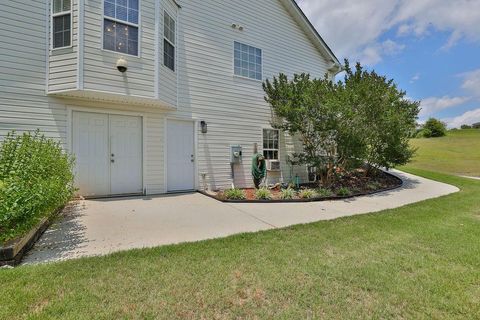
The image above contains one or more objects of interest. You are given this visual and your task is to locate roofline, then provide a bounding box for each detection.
[288,0,341,66]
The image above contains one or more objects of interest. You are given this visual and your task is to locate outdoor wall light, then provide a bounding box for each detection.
[200,121,208,133]
[116,57,128,73]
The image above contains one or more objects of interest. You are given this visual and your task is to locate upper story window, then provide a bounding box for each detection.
[52,0,72,49]
[234,42,262,81]
[263,129,279,160]
[163,12,176,71]
[103,0,139,56]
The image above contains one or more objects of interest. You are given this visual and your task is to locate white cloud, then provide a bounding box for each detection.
[443,108,480,128]
[410,73,421,83]
[460,69,480,97]
[419,96,470,117]
[296,0,480,65]
[358,39,405,65]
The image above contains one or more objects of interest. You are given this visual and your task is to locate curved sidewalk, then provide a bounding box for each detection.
[23,170,459,264]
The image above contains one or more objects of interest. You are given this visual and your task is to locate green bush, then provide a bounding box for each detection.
[224,188,246,200]
[0,131,75,243]
[316,187,333,197]
[255,188,272,200]
[337,187,351,197]
[280,188,296,200]
[299,189,316,199]
[422,118,447,138]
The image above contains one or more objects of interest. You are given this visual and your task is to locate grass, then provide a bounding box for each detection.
[1,169,479,319]
[2,135,480,319]
[407,129,480,177]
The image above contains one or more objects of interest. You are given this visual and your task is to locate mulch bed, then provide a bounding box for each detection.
[201,168,402,203]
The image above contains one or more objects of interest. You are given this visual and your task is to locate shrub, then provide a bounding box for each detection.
[255,188,272,200]
[224,188,246,200]
[299,189,316,199]
[316,187,333,197]
[337,187,351,197]
[263,60,419,186]
[0,131,75,243]
[280,188,296,200]
[422,118,447,137]
[461,124,472,129]
[367,181,382,190]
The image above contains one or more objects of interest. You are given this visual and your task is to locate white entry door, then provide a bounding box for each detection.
[110,115,143,195]
[72,111,143,197]
[167,119,195,192]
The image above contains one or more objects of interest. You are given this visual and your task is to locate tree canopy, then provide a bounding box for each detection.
[263,60,419,186]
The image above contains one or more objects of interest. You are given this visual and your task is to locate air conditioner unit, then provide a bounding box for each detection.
[266,160,281,171]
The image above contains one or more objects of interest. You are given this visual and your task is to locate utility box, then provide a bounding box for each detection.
[230,145,243,164]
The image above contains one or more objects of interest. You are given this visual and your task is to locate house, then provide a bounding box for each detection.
[0,0,341,197]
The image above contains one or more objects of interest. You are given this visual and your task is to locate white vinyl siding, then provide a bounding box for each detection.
[158,0,178,107]
[177,0,329,189]
[48,0,77,93]
[83,0,155,97]
[1,0,333,193]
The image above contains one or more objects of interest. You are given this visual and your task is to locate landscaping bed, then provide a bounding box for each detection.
[202,168,402,203]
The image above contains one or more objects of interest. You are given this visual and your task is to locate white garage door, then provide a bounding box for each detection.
[72,111,143,197]
[167,119,195,192]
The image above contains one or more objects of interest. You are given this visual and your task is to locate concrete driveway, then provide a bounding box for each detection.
[23,170,459,264]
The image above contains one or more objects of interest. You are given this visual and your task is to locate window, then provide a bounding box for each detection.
[263,129,279,160]
[163,12,176,71]
[234,41,262,80]
[52,0,72,49]
[103,0,139,56]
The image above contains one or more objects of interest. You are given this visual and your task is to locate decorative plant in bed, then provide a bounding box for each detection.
[206,166,402,203]
[206,60,419,203]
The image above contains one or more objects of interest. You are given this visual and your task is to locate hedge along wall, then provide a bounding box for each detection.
[0,131,75,244]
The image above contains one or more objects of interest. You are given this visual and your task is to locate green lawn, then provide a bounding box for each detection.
[1,169,479,319]
[2,133,480,319]
[407,129,480,177]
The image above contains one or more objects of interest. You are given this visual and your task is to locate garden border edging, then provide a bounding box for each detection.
[0,207,64,267]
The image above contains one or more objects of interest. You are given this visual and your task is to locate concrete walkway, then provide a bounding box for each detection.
[23,170,459,264]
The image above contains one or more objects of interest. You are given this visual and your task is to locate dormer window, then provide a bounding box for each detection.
[103,0,139,56]
[52,0,72,49]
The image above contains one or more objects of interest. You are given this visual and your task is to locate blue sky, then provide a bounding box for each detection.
[297,0,480,128]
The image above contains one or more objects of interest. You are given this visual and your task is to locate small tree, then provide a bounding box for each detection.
[422,118,447,137]
[263,60,419,185]
[342,61,419,172]
[461,124,472,129]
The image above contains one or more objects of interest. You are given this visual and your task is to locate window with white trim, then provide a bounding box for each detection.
[163,11,175,71]
[52,0,72,49]
[234,42,262,80]
[103,0,139,56]
[263,129,279,160]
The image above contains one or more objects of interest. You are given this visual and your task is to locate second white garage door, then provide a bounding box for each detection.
[72,111,143,197]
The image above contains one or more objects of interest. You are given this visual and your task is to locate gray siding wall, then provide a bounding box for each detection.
[0,0,333,193]
[48,0,78,92]
[175,0,329,189]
